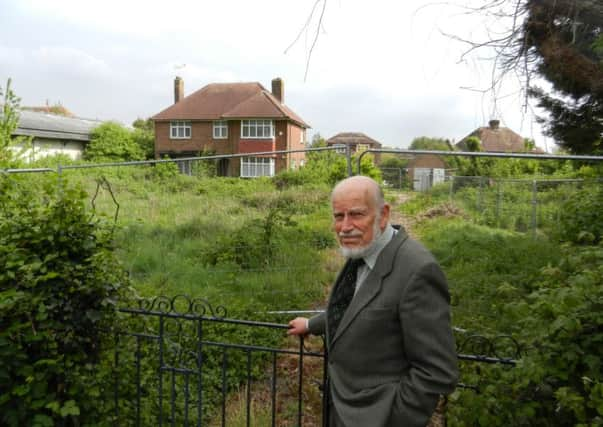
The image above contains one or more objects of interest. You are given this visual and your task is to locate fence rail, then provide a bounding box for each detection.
[108,295,519,426]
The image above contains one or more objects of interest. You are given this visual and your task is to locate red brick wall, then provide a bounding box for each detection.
[154,121,237,156]
[154,119,306,176]
[286,123,307,169]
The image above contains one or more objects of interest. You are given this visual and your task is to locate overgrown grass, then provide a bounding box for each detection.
[414,218,562,336]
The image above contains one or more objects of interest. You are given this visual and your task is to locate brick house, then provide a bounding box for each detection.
[326,132,382,163]
[151,77,310,177]
[456,119,544,153]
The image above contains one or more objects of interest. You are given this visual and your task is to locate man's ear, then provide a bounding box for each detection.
[380,204,390,230]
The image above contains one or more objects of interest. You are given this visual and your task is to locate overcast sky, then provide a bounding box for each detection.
[0,0,554,151]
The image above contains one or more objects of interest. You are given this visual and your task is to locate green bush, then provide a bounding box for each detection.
[0,174,131,426]
[558,183,603,244]
[85,122,145,162]
[448,244,603,426]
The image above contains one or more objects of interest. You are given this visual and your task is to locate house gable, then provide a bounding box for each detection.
[151,77,310,177]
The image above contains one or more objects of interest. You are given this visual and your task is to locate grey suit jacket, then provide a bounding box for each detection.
[308,227,458,427]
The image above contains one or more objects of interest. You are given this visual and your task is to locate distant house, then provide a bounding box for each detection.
[325,132,382,163]
[456,119,544,153]
[407,154,448,192]
[9,109,101,161]
[151,77,310,177]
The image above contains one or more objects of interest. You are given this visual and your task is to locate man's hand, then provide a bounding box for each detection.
[287,317,309,336]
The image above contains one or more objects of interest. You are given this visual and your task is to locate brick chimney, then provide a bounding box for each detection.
[174,76,184,104]
[489,119,500,130]
[271,77,284,103]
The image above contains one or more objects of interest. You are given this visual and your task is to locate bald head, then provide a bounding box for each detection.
[331,176,385,210]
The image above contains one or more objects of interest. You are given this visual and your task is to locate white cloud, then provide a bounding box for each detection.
[32,46,112,78]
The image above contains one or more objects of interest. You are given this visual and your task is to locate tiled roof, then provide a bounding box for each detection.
[10,110,102,141]
[457,122,543,153]
[326,132,382,147]
[152,82,310,128]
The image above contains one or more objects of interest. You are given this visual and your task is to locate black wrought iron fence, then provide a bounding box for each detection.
[111,295,325,427]
[108,295,519,427]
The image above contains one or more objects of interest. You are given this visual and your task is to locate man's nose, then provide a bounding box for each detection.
[340,214,354,231]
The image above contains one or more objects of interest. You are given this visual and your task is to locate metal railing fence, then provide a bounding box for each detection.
[108,295,519,426]
[111,295,326,427]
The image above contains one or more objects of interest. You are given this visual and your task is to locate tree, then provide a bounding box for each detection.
[131,117,155,159]
[85,122,145,162]
[310,132,326,148]
[408,136,451,152]
[0,78,30,168]
[452,0,603,154]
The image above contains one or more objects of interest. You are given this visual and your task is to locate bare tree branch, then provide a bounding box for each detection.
[284,0,328,81]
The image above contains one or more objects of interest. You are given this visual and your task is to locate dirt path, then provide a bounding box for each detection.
[388,191,418,238]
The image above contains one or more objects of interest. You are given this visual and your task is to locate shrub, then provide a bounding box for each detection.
[85,122,145,162]
[558,183,603,244]
[448,244,603,426]
[0,174,131,426]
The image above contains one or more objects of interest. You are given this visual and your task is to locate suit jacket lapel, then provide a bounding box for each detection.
[330,228,409,346]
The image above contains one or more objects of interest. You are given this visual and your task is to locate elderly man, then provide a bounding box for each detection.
[288,176,458,427]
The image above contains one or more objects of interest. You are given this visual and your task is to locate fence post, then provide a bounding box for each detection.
[531,179,538,234]
[57,163,63,197]
[449,176,454,202]
[345,145,353,177]
[398,167,402,189]
[477,177,484,212]
[495,180,502,223]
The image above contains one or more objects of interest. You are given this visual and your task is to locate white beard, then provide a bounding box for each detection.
[339,217,383,259]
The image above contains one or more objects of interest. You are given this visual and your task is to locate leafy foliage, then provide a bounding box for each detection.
[0,174,131,426]
[557,183,603,244]
[274,149,381,188]
[85,121,145,162]
[525,1,603,154]
[131,117,155,159]
[409,136,453,152]
[447,243,603,426]
[0,78,30,168]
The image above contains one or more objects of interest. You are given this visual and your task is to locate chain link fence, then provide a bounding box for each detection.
[447,176,602,234]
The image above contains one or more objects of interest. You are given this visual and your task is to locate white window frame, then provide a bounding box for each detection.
[170,121,191,139]
[240,157,275,177]
[241,119,274,139]
[213,120,228,139]
[300,129,306,144]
